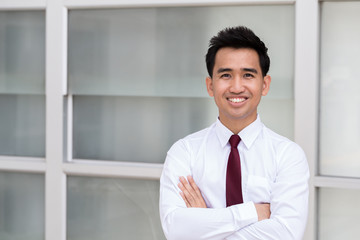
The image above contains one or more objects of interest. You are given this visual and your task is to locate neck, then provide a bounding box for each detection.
[219,115,257,134]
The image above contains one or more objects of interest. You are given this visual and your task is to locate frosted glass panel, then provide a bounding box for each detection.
[0,11,45,157]
[318,188,360,240]
[258,98,294,140]
[0,172,44,240]
[0,95,45,157]
[0,11,45,94]
[67,176,165,240]
[73,96,217,162]
[320,2,360,177]
[68,5,294,98]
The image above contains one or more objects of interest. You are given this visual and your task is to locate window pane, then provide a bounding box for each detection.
[0,11,45,157]
[0,11,45,94]
[73,96,217,162]
[69,5,295,162]
[0,172,44,240]
[0,95,45,157]
[320,2,360,177]
[318,187,360,240]
[67,176,165,240]
[258,99,294,139]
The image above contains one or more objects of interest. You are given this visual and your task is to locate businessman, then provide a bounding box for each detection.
[159,26,309,240]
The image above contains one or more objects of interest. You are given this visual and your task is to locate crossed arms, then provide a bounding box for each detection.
[178,175,270,221]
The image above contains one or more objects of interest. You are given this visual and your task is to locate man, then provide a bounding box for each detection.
[159,26,309,240]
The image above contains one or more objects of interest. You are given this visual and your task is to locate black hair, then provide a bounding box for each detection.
[205,26,270,77]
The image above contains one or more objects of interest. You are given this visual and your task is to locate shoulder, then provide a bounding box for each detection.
[168,123,215,156]
[163,123,215,174]
[262,125,308,170]
[262,126,303,153]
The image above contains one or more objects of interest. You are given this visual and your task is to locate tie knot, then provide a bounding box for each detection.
[229,134,241,148]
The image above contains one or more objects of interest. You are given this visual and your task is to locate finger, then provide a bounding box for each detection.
[179,176,188,187]
[180,176,197,198]
[178,181,195,204]
[187,175,207,207]
[177,181,186,192]
[179,177,192,196]
[179,191,191,208]
[187,176,202,196]
[182,176,197,194]
[178,182,191,199]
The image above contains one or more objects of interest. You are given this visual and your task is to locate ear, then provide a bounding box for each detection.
[206,77,214,97]
[261,75,271,96]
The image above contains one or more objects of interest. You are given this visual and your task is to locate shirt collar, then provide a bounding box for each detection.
[215,115,263,150]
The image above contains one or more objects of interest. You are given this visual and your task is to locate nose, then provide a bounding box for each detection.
[229,76,245,94]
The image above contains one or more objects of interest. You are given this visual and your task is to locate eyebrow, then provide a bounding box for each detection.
[217,68,233,74]
[242,68,258,74]
[216,67,258,74]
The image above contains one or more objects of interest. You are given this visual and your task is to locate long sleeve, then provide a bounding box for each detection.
[159,139,258,240]
[226,142,309,240]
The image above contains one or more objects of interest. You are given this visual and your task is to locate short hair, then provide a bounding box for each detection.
[205,26,270,77]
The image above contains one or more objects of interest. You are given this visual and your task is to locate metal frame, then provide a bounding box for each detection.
[0,156,45,173]
[294,1,319,239]
[0,0,46,10]
[45,1,68,239]
[63,0,295,9]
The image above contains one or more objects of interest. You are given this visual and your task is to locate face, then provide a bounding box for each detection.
[206,47,271,132]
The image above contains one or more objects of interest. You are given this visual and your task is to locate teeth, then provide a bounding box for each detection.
[228,98,245,103]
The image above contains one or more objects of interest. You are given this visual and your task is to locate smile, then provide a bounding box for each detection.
[227,97,246,103]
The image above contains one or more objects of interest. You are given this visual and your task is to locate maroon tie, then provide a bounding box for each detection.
[226,134,243,207]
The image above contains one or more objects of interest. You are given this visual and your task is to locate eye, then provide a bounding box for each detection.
[244,73,254,78]
[220,73,231,79]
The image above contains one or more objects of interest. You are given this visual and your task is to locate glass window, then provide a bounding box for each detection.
[73,96,217,162]
[67,176,165,240]
[0,11,45,157]
[318,187,360,240]
[0,172,45,240]
[0,95,45,157]
[68,5,295,162]
[320,2,360,178]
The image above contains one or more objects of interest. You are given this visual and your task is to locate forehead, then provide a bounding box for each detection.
[214,47,261,71]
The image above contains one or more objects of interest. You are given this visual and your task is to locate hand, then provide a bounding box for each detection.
[254,203,271,221]
[178,176,207,208]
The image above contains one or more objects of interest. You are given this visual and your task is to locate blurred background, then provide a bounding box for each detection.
[0,0,359,239]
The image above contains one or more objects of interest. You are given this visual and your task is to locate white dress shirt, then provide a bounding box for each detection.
[159,116,309,240]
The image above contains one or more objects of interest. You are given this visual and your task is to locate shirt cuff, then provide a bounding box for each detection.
[228,201,258,230]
